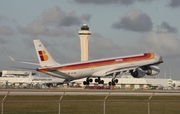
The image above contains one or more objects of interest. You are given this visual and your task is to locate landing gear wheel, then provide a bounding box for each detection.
[95,79,99,83]
[83,81,87,85]
[83,77,92,85]
[112,81,116,86]
[89,78,93,82]
[109,79,118,86]
[99,80,104,84]
[95,77,104,84]
[114,79,118,83]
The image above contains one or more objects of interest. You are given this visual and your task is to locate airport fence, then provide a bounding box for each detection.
[1,99,180,114]
[1,93,180,114]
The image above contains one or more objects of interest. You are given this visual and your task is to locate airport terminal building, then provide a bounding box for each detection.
[71,76,180,90]
[1,70,180,90]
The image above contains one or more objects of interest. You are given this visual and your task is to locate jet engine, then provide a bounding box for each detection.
[130,68,146,78]
[145,65,160,76]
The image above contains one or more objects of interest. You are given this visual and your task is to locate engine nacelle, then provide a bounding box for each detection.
[131,68,146,78]
[146,65,160,76]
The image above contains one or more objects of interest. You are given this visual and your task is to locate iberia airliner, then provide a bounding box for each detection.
[31,39,163,86]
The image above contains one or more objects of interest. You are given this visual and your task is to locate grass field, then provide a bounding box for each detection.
[1,95,180,114]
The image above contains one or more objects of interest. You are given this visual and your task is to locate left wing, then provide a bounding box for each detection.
[105,67,137,76]
[92,66,137,77]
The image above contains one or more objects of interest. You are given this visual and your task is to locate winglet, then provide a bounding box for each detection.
[9,56,15,61]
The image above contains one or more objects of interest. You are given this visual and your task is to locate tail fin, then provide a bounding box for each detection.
[33,39,60,67]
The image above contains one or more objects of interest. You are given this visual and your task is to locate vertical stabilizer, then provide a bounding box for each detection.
[33,39,60,67]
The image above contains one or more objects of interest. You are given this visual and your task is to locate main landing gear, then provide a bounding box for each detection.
[108,79,118,86]
[83,77,93,85]
[83,72,120,86]
[108,72,120,86]
[83,77,104,85]
[95,77,104,84]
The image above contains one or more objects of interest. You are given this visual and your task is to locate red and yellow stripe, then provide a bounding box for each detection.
[37,53,155,73]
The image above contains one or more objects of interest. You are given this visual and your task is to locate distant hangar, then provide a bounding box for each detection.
[71,76,180,90]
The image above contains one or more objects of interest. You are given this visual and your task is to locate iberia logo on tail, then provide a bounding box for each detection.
[38,50,49,61]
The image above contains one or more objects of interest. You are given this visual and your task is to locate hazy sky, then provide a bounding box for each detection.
[0,0,180,79]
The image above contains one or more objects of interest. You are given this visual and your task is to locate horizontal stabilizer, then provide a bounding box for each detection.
[9,56,40,66]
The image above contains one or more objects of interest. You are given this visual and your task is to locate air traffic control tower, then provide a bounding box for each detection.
[79,24,91,61]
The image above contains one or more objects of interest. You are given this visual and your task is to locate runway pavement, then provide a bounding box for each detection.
[1,89,180,96]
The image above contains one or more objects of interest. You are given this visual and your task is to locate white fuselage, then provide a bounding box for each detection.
[38,53,162,81]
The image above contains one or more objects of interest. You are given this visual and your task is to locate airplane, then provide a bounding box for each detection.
[13,39,163,86]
